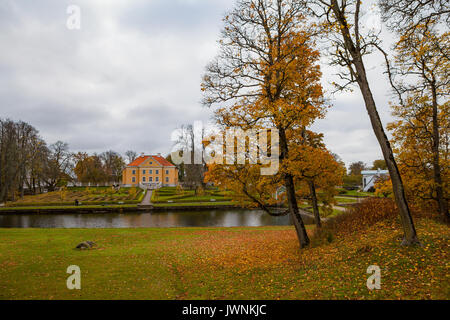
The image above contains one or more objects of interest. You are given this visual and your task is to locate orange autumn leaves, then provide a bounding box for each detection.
[285,138,345,199]
[202,1,341,214]
[154,214,448,299]
[375,20,449,214]
[205,163,280,208]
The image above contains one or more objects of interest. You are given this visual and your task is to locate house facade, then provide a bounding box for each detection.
[122,154,178,188]
[361,169,389,192]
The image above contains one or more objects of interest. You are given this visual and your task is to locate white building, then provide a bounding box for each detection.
[361,169,389,192]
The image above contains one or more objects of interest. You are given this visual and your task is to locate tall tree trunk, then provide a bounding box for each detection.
[431,84,449,221]
[308,180,321,228]
[20,170,25,199]
[285,174,310,248]
[279,128,310,248]
[0,183,7,203]
[353,58,419,245]
[329,0,419,245]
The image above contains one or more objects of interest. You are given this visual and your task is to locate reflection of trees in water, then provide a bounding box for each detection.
[259,211,292,226]
[167,211,220,227]
[122,214,147,228]
[0,210,295,228]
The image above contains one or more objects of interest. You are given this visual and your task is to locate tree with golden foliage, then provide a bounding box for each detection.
[284,129,345,228]
[202,0,326,248]
[374,175,393,199]
[205,129,344,230]
[205,161,282,212]
[379,9,449,219]
[73,152,107,185]
[385,95,449,218]
[303,0,420,245]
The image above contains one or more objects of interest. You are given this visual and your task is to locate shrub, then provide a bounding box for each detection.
[128,187,137,197]
[313,198,399,243]
[326,232,334,243]
[196,186,205,196]
[176,185,184,195]
[60,187,67,201]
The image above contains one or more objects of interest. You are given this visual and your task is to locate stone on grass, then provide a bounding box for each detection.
[75,241,96,250]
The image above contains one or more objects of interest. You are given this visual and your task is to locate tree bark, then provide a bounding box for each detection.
[354,58,419,245]
[279,128,310,248]
[285,174,310,248]
[0,182,8,202]
[431,83,449,221]
[308,180,321,228]
[330,0,419,245]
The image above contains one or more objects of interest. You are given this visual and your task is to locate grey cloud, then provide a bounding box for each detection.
[0,0,398,168]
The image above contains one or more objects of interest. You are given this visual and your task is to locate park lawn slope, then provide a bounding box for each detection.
[0,217,448,300]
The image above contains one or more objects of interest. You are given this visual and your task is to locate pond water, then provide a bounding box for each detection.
[0,209,293,228]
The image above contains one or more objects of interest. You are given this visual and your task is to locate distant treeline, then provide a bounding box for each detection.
[0,119,132,202]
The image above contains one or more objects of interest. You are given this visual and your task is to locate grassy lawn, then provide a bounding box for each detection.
[335,197,359,203]
[0,217,447,299]
[5,187,145,207]
[338,190,376,197]
[323,208,345,218]
[298,202,344,218]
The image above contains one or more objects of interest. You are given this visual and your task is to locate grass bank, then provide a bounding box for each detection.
[0,216,447,299]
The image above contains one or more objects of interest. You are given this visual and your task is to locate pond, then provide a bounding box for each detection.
[0,209,294,228]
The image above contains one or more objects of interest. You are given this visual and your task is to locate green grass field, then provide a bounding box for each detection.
[335,197,359,203]
[0,217,447,300]
[338,190,376,197]
[298,202,344,218]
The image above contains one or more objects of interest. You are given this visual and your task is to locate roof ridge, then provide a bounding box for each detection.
[126,154,175,167]
[152,155,176,167]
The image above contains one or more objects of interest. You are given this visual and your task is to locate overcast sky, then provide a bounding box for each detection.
[0,0,398,168]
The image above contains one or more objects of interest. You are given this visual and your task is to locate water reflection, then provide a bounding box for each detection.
[0,209,293,229]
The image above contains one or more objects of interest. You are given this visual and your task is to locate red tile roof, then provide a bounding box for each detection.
[127,156,149,167]
[127,155,175,167]
[153,155,176,167]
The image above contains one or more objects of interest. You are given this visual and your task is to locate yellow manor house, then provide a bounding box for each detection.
[122,154,178,187]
